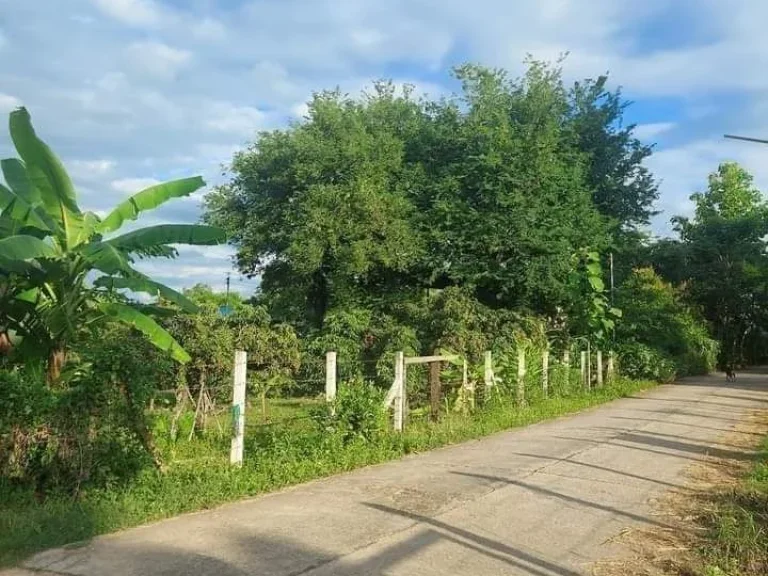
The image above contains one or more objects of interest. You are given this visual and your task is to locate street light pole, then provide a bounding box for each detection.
[724,134,768,145]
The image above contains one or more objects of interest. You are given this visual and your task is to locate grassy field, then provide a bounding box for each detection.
[0,377,656,567]
[699,434,768,575]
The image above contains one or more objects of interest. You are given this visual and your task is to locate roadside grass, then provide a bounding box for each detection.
[700,435,768,576]
[0,376,656,567]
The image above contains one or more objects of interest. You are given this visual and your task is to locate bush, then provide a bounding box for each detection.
[617,342,677,382]
[616,268,718,378]
[310,378,387,443]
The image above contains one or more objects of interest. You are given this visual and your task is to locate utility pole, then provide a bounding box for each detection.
[609,252,615,307]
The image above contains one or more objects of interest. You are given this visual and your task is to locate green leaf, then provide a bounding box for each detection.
[94,275,200,313]
[588,276,605,292]
[98,177,205,234]
[585,262,601,276]
[609,307,623,318]
[107,224,227,251]
[9,108,82,247]
[99,302,190,363]
[0,185,57,232]
[80,242,136,276]
[0,235,55,260]
[1,158,40,204]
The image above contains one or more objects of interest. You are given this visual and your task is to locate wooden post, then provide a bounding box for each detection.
[230,350,247,466]
[517,348,526,406]
[542,348,549,398]
[580,351,587,389]
[596,350,603,388]
[394,351,405,432]
[607,351,615,382]
[429,355,441,422]
[563,349,571,388]
[325,351,337,411]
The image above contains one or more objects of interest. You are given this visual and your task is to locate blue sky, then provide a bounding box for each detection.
[1,0,767,295]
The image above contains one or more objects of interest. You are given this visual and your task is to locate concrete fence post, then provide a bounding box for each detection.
[325,351,337,414]
[394,351,405,432]
[607,351,615,382]
[484,351,493,397]
[542,348,549,398]
[580,351,587,389]
[517,348,526,406]
[230,350,247,466]
[596,350,603,388]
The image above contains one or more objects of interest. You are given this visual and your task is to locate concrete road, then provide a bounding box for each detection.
[13,372,768,576]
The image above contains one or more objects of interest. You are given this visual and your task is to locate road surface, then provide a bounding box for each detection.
[10,372,768,576]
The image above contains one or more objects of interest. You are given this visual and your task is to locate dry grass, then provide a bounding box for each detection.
[592,412,768,576]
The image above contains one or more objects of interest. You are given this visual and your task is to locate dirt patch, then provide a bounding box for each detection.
[591,410,768,576]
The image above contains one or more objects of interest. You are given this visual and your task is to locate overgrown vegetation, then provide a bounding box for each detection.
[0,374,655,566]
[0,57,764,566]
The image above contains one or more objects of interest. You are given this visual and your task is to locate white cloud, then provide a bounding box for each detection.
[125,41,192,80]
[110,177,161,194]
[648,136,768,235]
[68,159,115,181]
[0,93,21,112]
[634,122,675,141]
[291,102,310,118]
[205,102,265,137]
[90,0,161,27]
[192,18,227,41]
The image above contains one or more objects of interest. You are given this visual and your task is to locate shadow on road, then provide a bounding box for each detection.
[451,472,672,529]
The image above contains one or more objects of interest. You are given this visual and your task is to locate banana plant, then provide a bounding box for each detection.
[0,107,227,381]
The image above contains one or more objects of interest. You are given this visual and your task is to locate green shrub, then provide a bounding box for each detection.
[310,378,387,443]
[617,342,676,382]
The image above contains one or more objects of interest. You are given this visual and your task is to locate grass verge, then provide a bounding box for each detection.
[700,433,768,576]
[0,377,656,567]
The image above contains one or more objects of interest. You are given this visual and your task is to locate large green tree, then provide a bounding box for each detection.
[672,162,768,365]
[205,83,423,329]
[207,61,637,329]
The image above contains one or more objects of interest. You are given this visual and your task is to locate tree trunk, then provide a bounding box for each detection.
[119,382,165,472]
[0,330,12,356]
[47,347,67,383]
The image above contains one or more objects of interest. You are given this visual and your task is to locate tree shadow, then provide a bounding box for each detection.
[450,472,673,529]
[25,507,586,576]
[609,416,760,436]
[502,451,687,490]
[363,502,583,576]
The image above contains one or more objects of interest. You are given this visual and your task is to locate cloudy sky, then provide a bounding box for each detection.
[1,0,767,295]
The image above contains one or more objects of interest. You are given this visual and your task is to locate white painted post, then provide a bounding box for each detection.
[394,351,405,432]
[517,348,526,405]
[587,345,592,389]
[325,351,337,407]
[607,351,615,382]
[596,350,603,388]
[563,349,571,388]
[463,358,474,410]
[484,351,493,395]
[230,350,247,466]
[542,348,549,398]
[580,351,587,389]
